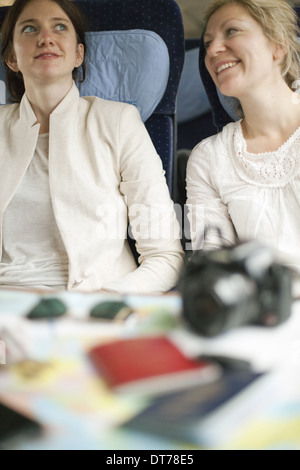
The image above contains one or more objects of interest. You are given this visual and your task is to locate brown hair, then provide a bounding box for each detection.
[203,0,300,89]
[1,0,87,102]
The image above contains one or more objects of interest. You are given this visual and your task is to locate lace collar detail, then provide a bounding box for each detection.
[228,120,300,187]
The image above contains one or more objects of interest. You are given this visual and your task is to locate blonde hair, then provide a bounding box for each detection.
[203,0,300,89]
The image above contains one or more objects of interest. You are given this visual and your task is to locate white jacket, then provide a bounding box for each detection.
[0,84,183,293]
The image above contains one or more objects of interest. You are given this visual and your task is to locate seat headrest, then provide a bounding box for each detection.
[76,29,170,122]
[0,29,170,122]
[177,46,211,124]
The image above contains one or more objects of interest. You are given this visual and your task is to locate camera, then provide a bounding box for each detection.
[180,240,292,337]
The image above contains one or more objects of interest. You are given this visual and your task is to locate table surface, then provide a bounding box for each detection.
[0,288,300,450]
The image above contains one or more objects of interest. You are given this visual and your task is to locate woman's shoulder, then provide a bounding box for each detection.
[77,95,144,135]
[0,103,20,130]
[79,95,139,117]
[187,121,239,180]
[0,102,19,117]
[190,121,239,158]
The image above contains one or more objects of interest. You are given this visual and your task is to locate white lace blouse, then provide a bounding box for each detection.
[186,120,300,272]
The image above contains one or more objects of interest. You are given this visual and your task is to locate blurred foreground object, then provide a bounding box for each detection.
[180,240,292,337]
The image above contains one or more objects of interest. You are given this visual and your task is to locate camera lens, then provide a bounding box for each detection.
[191,291,227,336]
[182,267,259,336]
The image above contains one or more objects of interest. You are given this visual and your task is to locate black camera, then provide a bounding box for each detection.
[180,240,292,337]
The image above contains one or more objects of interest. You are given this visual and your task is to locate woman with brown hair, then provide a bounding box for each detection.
[0,0,183,293]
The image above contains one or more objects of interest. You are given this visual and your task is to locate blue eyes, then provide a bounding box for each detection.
[22,25,36,33]
[55,24,67,31]
[22,23,67,33]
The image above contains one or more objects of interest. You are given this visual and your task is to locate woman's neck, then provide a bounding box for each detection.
[25,80,73,134]
[239,84,300,153]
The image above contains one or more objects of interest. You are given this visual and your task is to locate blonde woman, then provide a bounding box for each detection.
[186,0,300,272]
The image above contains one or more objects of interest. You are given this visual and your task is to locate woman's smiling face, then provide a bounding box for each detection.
[204,3,281,98]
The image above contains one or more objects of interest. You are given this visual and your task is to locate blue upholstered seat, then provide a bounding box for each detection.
[76,29,170,123]
[72,0,184,197]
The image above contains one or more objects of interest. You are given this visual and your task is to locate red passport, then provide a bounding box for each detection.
[88,336,221,395]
